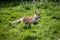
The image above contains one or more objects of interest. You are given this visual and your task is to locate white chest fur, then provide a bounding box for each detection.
[31,16,39,24]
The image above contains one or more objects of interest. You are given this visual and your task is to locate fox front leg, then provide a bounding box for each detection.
[33,21,38,25]
[28,22,31,28]
[24,21,31,28]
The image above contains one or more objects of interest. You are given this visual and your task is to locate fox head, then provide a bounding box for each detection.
[34,11,40,19]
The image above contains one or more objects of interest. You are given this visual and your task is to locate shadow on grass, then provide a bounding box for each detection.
[22,26,31,30]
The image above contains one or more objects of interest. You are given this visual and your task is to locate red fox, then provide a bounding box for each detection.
[9,11,40,27]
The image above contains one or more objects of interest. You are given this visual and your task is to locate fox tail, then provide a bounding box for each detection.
[9,18,22,24]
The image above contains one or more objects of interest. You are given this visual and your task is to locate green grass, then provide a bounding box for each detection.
[0,2,60,40]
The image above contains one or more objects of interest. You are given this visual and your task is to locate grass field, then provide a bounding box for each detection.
[0,1,60,40]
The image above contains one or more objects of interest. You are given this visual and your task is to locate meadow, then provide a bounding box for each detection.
[0,1,60,40]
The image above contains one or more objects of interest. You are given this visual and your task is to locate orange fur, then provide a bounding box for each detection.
[9,11,40,27]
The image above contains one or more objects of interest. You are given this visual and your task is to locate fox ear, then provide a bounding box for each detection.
[35,11,37,14]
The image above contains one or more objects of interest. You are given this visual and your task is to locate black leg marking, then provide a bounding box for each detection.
[33,22,38,25]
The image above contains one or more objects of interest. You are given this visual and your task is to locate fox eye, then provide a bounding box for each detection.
[35,11,40,15]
